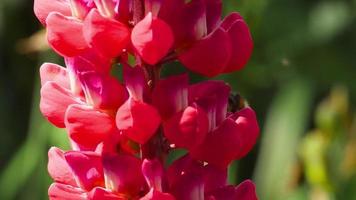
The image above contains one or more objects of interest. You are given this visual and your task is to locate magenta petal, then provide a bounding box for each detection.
[103,154,145,195]
[88,187,124,200]
[204,0,222,32]
[46,12,88,57]
[222,14,253,73]
[64,151,105,191]
[191,108,259,168]
[34,0,71,25]
[163,104,208,150]
[48,147,77,186]
[79,71,127,109]
[48,183,87,200]
[131,12,174,65]
[116,98,161,144]
[142,159,164,191]
[40,63,70,89]
[171,173,205,200]
[189,81,230,131]
[219,12,243,31]
[40,82,79,128]
[229,107,259,159]
[158,0,206,45]
[167,155,227,193]
[152,74,189,119]
[235,180,258,200]
[190,118,240,168]
[140,189,175,200]
[207,180,258,200]
[65,104,117,150]
[123,65,147,101]
[178,28,231,77]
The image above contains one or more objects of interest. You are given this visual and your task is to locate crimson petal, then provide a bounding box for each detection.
[163,104,208,150]
[131,12,174,65]
[40,82,79,128]
[116,98,161,144]
[65,104,117,150]
[152,74,189,120]
[46,12,88,57]
[83,9,130,58]
[178,28,231,77]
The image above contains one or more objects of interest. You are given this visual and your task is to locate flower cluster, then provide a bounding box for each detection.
[34,0,259,199]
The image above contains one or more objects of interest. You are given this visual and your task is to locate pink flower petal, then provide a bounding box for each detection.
[204,0,222,32]
[188,81,230,131]
[142,159,164,191]
[206,180,258,200]
[83,9,130,58]
[48,183,87,200]
[47,147,77,186]
[88,187,125,200]
[152,74,189,119]
[140,189,175,200]
[235,180,258,200]
[229,107,259,159]
[34,0,71,25]
[116,98,161,144]
[158,0,207,46]
[221,13,253,73]
[65,104,117,150]
[170,173,204,200]
[123,65,147,102]
[178,28,231,77]
[191,108,259,168]
[102,154,145,195]
[40,62,70,89]
[64,151,105,191]
[163,104,208,150]
[167,155,227,193]
[46,12,88,57]
[78,71,127,110]
[40,82,79,128]
[131,12,174,65]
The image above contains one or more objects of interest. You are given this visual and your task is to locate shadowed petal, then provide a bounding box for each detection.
[163,104,208,150]
[103,154,145,195]
[152,74,189,119]
[140,189,175,200]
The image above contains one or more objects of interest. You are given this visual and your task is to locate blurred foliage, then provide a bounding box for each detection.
[0,0,355,199]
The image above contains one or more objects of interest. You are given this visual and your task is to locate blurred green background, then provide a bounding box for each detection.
[0,0,355,199]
